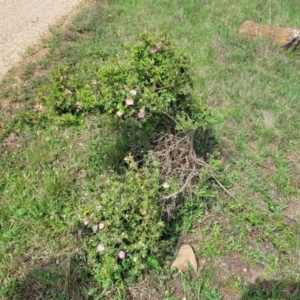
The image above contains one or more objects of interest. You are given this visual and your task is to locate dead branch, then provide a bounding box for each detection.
[154,129,235,208]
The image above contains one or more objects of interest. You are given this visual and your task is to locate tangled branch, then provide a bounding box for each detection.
[153,129,235,218]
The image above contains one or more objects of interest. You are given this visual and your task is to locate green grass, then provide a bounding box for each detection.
[1,0,300,298]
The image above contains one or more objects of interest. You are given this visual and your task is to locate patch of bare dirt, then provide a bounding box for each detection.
[287,151,300,190]
[215,253,264,300]
[0,98,9,109]
[2,133,20,153]
[284,196,300,222]
[0,0,86,80]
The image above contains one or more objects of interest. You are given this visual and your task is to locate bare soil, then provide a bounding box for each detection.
[0,0,85,80]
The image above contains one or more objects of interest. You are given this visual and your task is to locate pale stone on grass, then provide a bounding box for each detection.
[238,21,300,50]
[171,244,198,273]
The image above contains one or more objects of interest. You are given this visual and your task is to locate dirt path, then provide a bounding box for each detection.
[0,0,84,80]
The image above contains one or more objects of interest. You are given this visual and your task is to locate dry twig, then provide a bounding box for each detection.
[153,129,235,212]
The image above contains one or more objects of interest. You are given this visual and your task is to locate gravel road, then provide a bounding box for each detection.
[0,0,84,80]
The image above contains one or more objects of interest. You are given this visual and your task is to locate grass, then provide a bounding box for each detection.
[1,0,300,299]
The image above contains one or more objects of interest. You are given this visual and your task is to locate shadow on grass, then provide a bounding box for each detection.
[193,128,219,159]
[242,279,300,300]
[1,254,94,300]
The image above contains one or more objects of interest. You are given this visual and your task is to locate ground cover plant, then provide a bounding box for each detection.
[1,0,300,299]
[33,31,214,291]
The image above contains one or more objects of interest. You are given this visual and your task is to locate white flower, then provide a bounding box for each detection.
[97,244,105,252]
[125,99,134,106]
[65,89,73,95]
[151,47,160,53]
[118,250,126,259]
[162,182,170,189]
[129,89,137,96]
[137,111,145,119]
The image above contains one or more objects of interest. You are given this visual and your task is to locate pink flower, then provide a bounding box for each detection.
[83,220,89,226]
[137,111,145,119]
[129,89,137,96]
[118,250,126,259]
[151,47,160,53]
[65,89,73,95]
[97,244,105,252]
[98,223,104,230]
[125,99,134,106]
[116,111,123,117]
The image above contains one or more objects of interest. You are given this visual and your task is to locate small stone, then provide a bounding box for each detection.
[243,267,248,273]
[171,244,198,273]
